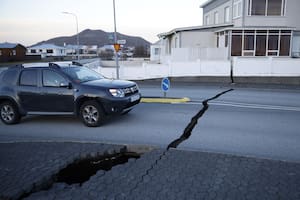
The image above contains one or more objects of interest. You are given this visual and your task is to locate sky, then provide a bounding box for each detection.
[0,0,206,46]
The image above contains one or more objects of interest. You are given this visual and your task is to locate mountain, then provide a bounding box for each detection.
[32,29,151,48]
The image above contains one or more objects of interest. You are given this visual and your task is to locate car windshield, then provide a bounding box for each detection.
[62,66,104,83]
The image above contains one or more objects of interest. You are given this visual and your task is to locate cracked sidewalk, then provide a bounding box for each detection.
[0,142,300,200]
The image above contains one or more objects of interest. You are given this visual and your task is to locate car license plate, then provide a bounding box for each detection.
[131,94,140,102]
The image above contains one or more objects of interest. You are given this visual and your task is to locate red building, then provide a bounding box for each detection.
[0,42,27,62]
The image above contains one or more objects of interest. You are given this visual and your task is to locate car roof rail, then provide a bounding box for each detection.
[72,61,83,66]
[49,62,61,69]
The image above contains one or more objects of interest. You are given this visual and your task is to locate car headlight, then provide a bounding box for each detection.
[109,89,125,97]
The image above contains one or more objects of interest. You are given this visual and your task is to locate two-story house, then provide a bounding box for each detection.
[149,0,300,83]
[203,0,300,57]
[156,0,300,61]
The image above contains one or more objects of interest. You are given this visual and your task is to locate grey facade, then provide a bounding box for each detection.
[201,0,300,57]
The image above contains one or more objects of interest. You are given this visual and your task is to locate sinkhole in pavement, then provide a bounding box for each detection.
[56,152,140,185]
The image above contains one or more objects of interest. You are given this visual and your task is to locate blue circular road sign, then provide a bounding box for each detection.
[161,77,170,92]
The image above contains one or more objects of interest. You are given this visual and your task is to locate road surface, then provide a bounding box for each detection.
[1,82,300,162]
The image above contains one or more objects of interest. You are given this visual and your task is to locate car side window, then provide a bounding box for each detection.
[20,70,37,86]
[2,69,18,85]
[43,70,67,87]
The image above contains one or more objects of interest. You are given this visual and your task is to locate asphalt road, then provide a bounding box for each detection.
[1,82,300,162]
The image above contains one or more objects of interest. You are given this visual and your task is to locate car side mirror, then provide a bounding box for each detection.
[59,82,72,89]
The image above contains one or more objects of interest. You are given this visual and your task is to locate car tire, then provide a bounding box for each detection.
[0,101,21,125]
[80,100,104,127]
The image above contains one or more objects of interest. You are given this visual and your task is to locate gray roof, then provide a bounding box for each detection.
[0,42,18,49]
[29,43,65,50]
[158,23,233,38]
[200,0,214,8]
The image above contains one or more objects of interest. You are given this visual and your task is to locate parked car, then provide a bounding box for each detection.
[0,62,141,127]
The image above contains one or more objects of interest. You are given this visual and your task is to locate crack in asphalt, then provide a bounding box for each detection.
[128,89,234,195]
[167,88,234,149]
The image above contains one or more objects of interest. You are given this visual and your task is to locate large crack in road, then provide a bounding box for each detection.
[128,89,234,193]
[168,88,234,149]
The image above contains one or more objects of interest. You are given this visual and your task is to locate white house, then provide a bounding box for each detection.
[151,0,300,82]
[27,44,66,58]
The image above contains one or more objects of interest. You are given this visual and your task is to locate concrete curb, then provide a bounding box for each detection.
[141,97,190,103]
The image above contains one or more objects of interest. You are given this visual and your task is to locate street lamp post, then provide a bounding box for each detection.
[113,0,120,79]
[62,11,80,61]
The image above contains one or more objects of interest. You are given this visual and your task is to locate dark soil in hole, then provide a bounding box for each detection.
[56,152,140,185]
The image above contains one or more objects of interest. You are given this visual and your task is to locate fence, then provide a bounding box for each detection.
[233,57,300,77]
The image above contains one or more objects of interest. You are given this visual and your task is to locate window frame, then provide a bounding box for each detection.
[205,15,210,25]
[248,0,286,16]
[224,6,230,23]
[214,11,219,24]
[42,69,68,88]
[233,0,242,19]
[230,29,291,57]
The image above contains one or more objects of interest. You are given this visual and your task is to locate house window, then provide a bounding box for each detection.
[154,48,160,55]
[268,31,279,56]
[224,7,230,23]
[249,0,285,16]
[233,0,242,18]
[214,11,219,24]
[244,31,255,56]
[0,50,2,56]
[47,49,53,53]
[12,50,16,56]
[31,49,36,53]
[205,15,210,25]
[232,31,243,56]
[231,30,291,57]
[255,35,267,56]
[225,32,229,47]
[267,0,282,15]
[280,31,291,56]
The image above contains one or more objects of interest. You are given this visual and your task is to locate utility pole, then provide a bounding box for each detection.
[62,12,80,61]
[113,0,120,79]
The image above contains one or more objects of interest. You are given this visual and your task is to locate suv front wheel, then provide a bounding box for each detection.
[0,101,21,125]
[80,100,104,127]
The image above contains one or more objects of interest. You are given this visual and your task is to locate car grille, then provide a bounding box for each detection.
[124,85,139,96]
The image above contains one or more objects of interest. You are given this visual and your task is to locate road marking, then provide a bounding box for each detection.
[141,97,190,103]
[185,101,300,112]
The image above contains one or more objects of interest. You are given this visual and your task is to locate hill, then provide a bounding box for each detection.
[33,29,151,48]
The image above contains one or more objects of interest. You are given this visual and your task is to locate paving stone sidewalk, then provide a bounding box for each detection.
[1,142,300,200]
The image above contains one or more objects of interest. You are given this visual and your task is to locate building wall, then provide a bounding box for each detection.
[180,31,216,48]
[27,47,66,58]
[203,0,300,29]
[285,0,300,30]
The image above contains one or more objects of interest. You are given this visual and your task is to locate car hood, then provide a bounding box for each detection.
[81,78,135,88]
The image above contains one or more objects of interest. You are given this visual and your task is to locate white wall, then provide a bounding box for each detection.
[88,60,230,80]
[171,47,228,62]
[233,57,300,76]
[86,57,300,80]
[180,32,216,48]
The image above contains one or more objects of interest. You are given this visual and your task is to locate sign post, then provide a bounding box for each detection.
[161,77,170,98]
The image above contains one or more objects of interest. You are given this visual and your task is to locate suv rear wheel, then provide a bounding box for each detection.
[0,101,21,125]
[80,100,104,127]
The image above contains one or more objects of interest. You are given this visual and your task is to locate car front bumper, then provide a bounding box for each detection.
[101,93,141,115]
